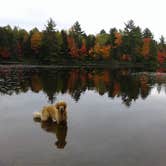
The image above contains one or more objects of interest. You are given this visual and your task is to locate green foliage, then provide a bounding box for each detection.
[96,33,110,46]
[109,28,117,46]
[45,18,56,32]
[143,28,153,38]
[159,35,166,51]
[122,20,143,62]
[69,21,86,49]
[41,18,59,63]
[149,40,157,62]
[60,30,70,59]
[71,21,84,35]
[86,34,95,49]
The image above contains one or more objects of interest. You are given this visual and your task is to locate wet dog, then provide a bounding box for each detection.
[33,101,67,124]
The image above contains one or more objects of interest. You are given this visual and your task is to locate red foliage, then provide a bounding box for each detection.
[79,40,87,55]
[120,54,131,61]
[156,68,166,73]
[157,51,165,64]
[0,48,10,58]
[142,38,151,57]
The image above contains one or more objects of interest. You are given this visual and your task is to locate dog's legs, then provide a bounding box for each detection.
[41,109,49,122]
[56,119,60,125]
[41,113,49,122]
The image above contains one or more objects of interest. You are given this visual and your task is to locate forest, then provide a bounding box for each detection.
[0,19,166,65]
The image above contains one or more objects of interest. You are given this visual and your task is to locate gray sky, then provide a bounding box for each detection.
[0,0,165,39]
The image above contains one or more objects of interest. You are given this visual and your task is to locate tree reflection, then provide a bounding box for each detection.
[34,118,68,149]
[0,66,166,106]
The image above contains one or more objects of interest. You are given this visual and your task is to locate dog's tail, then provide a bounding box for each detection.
[33,112,41,119]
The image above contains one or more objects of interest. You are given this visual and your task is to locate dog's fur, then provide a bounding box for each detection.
[33,101,67,124]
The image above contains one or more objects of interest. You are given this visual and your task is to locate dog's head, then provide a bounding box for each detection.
[55,101,67,113]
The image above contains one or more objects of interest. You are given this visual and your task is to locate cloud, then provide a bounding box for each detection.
[0,0,165,39]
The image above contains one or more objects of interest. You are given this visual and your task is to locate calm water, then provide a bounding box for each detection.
[0,66,166,166]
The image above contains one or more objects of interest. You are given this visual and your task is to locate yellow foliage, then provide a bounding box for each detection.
[115,33,122,46]
[93,44,111,59]
[31,32,42,53]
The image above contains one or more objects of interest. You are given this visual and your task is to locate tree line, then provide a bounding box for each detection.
[0,19,165,65]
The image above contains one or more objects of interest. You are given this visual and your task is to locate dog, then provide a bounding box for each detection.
[33,101,67,124]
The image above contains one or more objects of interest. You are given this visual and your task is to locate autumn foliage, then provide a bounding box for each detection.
[79,39,87,55]
[157,51,166,64]
[142,38,151,57]
[0,19,165,64]
[67,36,79,58]
[114,33,122,46]
[0,48,10,58]
[31,32,42,54]
[91,44,111,59]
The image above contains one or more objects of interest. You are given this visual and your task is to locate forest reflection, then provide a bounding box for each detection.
[0,66,166,106]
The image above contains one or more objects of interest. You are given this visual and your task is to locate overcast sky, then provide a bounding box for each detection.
[0,0,165,39]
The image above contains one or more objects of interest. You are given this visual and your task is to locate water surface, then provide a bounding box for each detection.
[0,66,166,166]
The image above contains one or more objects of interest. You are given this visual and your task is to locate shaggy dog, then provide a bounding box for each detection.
[33,101,67,124]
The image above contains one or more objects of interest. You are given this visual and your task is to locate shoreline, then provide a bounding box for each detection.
[0,62,165,69]
[0,64,144,69]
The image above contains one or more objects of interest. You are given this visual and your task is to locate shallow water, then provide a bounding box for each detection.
[0,66,166,166]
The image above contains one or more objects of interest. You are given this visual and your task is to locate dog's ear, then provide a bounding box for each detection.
[55,103,59,109]
[63,102,67,109]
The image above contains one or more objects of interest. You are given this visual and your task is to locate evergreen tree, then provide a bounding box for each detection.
[143,28,153,38]
[41,18,59,63]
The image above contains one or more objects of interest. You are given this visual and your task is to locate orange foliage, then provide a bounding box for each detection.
[93,44,111,59]
[115,33,122,46]
[67,36,79,58]
[142,38,151,57]
[31,75,43,92]
[112,82,120,97]
[79,39,87,55]
[91,71,110,86]
[102,71,110,85]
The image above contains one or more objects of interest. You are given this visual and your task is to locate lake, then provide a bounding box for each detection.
[0,66,166,166]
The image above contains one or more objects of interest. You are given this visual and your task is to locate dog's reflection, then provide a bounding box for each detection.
[34,119,68,149]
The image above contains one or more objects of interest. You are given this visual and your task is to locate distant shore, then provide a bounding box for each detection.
[0,61,165,69]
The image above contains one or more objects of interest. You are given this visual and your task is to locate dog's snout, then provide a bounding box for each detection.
[59,107,64,112]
